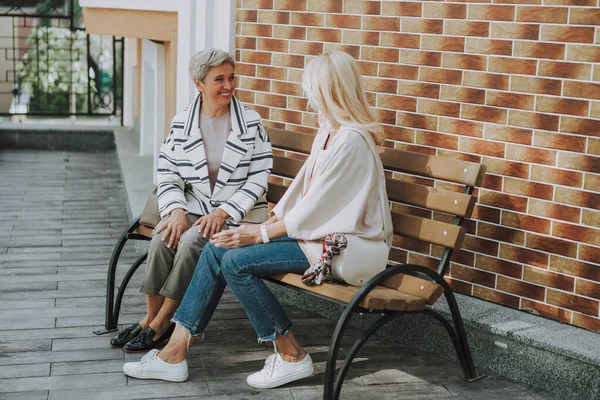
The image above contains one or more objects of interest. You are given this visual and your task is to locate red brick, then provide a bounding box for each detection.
[511,76,562,96]
[363,16,400,32]
[383,125,415,143]
[497,276,546,301]
[508,111,559,131]
[506,143,556,165]
[473,205,502,224]
[475,286,521,308]
[382,1,423,17]
[442,53,487,71]
[469,5,515,21]
[482,157,530,179]
[287,96,308,111]
[323,43,360,58]
[527,232,577,258]
[270,108,301,124]
[514,41,565,60]
[446,277,473,295]
[302,112,319,127]
[235,89,255,103]
[582,208,600,229]
[416,130,459,150]
[547,289,599,316]
[460,137,505,157]
[420,68,462,85]
[564,81,600,100]
[479,221,525,245]
[241,23,273,37]
[560,117,600,137]
[550,255,600,282]
[490,22,539,40]
[290,40,323,55]
[422,36,465,52]
[271,80,302,96]
[486,91,534,111]
[504,177,553,200]
[274,26,306,40]
[364,77,398,94]
[463,71,509,90]
[558,152,600,174]
[242,0,273,9]
[307,0,341,12]
[521,299,572,324]
[257,38,288,52]
[440,86,485,105]
[274,0,306,11]
[540,25,595,44]
[589,139,600,156]
[481,173,503,191]
[240,77,270,92]
[445,20,490,37]
[464,235,500,256]
[570,9,600,25]
[438,117,483,137]
[397,112,438,131]
[489,57,537,75]
[523,265,575,291]
[529,198,581,223]
[236,37,257,50]
[572,313,600,333]
[502,210,551,234]
[530,165,583,188]
[424,3,467,19]
[553,221,600,247]
[291,12,324,26]
[342,30,380,46]
[379,64,419,80]
[357,61,378,77]
[591,102,600,119]
[403,18,444,34]
[500,243,549,268]
[479,190,528,212]
[237,9,258,22]
[452,264,496,288]
[567,45,600,63]
[476,253,522,278]
[537,97,589,117]
[397,81,440,99]
[401,50,442,67]
[580,245,600,264]
[307,28,341,43]
[257,10,290,24]
[255,92,286,108]
[377,94,417,112]
[272,53,304,68]
[538,61,592,81]
[252,105,270,119]
[377,109,396,125]
[461,105,507,124]
[576,280,600,300]
[326,14,361,29]
[380,32,423,49]
[235,63,256,77]
[343,0,381,15]
[361,46,399,63]
[466,38,512,56]
[545,0,595,5]
[484,125,532,145]
[516,6,568,23]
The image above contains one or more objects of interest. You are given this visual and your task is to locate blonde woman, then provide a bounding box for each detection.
[122,51,393,389]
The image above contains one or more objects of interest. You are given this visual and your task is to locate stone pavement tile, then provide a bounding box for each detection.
[292,382,453,400]
[0,299,55,309]
[0,282,57,293]
[0,391,49,400]
[0,372,126,393]
[62,238,119,247]
[0,267,59,276]
[0,318,55,331]
[208,379,312,396]
[0,348,123,366]
[0,339,52,353]
[7,245,114,254]
[0,288,105,301]
[0,307,104,320]
[0,363,50,379]
[51,359,128,376]
[51,336,118,351]
[48,382,210,400]
[2,326,110,341]
[0,272,107,284]
[0,252,61,262]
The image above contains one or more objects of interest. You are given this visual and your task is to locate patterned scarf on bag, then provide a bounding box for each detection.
[301,233,348,286]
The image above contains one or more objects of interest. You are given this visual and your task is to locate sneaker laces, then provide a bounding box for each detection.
[138,349,159,369]
[261,342,282,378]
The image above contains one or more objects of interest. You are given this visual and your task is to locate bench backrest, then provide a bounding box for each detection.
[266,127,487,278]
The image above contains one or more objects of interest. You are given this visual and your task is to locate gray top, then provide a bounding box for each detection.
[199,109,231,193]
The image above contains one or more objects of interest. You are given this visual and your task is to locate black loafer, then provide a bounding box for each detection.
[110,323,143,347]
[123,324,175,353]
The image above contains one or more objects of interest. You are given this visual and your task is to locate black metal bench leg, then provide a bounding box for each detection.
[112,253,148,328]
[333,312,402,400]
[93,217,142,335]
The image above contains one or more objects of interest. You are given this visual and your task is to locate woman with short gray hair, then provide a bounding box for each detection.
[110,48,272,352]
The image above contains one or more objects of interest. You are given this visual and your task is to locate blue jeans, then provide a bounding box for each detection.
[172,236,310,342]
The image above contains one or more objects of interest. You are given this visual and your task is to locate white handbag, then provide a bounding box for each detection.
[331,235,390,286]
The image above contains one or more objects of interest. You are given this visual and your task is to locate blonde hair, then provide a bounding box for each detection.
[302,51,385,146]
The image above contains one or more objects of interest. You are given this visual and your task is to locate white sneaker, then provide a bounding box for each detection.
[123,349,189,382]
[247,347,314,389]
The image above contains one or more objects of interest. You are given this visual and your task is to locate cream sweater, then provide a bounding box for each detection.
[272,126,394,265]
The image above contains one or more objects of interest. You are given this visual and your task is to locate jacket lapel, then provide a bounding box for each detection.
[211,97,249,196]
[182,95,212,196]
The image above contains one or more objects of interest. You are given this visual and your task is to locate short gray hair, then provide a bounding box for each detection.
[189,48,235,82]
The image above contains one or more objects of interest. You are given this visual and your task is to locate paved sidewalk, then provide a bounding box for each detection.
[0,150,559,400]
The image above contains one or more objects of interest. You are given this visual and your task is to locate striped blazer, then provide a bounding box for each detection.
[157,95,272,225]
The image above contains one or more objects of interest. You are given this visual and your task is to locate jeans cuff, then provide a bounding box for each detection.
[257,322,293,343]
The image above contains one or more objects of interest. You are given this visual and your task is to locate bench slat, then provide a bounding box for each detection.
[380,273,444,305]
[272,156,476,218]
[136,225,154,238]
[392,212,465,249]
[268,127,486,187]
[266,182,287,204]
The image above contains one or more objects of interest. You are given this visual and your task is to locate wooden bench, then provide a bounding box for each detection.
[95,127,487,399]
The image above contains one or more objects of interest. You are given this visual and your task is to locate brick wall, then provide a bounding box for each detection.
[234,0,600,332]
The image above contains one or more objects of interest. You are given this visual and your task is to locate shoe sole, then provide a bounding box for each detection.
[124,369,188,382]
[247,366,314,389]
